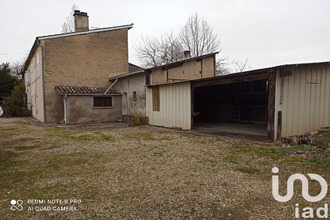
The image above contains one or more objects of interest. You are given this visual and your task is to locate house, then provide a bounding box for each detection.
[146,61,330,140]
[22,10,133,124]
[109,52,218,125]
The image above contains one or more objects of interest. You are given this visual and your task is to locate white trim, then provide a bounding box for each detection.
[38,24,133,41]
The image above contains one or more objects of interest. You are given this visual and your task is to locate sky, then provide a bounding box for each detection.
[1,0,330,71]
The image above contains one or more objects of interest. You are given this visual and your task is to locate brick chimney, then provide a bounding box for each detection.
[74,10,89,32]
[184,51,191,59]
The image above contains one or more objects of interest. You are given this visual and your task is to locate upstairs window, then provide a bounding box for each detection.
[94,96,112,107]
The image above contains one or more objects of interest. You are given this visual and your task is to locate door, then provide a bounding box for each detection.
[122,92,128,115]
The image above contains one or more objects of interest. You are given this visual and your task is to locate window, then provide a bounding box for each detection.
[93,96,112,107]
[132,91,137,101]
[152,86,160,111]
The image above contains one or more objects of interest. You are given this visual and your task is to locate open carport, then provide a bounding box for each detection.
[191,69,275,140]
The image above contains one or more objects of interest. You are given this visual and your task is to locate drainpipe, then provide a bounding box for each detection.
[37,40,47,123]
[64,94,67,124]
[104,78,118,94]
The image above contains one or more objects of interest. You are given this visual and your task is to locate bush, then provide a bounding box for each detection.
[3,82,30,116]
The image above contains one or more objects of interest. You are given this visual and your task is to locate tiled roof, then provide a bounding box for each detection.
[55,86,120,95]
[129,63,144,73]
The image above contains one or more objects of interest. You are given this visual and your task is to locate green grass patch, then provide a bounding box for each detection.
[14,145,41,151]
[255,147,286,157]
[282,145,318,154]
[224,155,240,164]
[237,167,259,174]
[123,132,157,141]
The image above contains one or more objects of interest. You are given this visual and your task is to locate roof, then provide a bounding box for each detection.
[146,52,219,71]
[55,86,120,96]
[109,63,145,80]
[129,63,144,73]
[22,23,134,74]
[147,60,330,87]
[38,24,133,41]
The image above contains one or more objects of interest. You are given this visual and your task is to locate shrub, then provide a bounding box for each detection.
[3,82,30,116]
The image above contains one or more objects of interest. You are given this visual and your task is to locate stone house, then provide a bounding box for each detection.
[22,10,133,124]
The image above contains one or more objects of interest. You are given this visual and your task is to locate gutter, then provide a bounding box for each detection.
[37,41,47,123]
[104,78,118,94]
[64,94,67,124]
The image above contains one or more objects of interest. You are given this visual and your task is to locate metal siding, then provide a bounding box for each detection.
[277,64,330,137]
[146,82,191,130]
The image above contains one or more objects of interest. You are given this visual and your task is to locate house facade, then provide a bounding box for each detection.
[23,10,132,124]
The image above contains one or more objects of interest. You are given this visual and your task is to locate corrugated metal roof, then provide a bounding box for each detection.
[55,86,120,95]
[147,61,330,87]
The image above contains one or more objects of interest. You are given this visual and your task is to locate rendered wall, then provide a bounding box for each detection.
[151,56,215,85]
[24,47,45,122]
[274,63,330,138]
[146,82,191,130]
[66,95,122,124]
[113,72,146,117]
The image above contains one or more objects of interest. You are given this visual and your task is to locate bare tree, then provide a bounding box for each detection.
[136,33,184,67]
[179,14,220,57]
[61,4,79,33]
[136,14,221,68]
[232,58,249,73]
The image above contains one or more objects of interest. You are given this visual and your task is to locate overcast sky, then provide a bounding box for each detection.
[1,0,329,71]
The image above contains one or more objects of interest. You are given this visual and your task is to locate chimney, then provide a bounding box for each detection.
[184,51,191,59]
[74,10,89,32]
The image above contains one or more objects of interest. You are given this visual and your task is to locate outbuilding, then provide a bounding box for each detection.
[146,61,330,140]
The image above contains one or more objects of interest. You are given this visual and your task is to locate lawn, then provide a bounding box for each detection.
[0,118,329,219]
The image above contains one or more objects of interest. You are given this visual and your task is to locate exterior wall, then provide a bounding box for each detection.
[66,95,122,124]
[146,82,191,130]
[42,28,129,123]
[151,56,215,85]
[201,56,215,78]
[274,63,330,139]
[151,69,167,85]
[113,72,146,117]
[24,47,45,122]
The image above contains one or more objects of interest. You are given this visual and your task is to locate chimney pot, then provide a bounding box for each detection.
[184,51,191,59]
[74,11,89,32]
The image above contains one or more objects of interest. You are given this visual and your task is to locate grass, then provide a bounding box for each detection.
[237,167,259,174]
[0,118,329,219]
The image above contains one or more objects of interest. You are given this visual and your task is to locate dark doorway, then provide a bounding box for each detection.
[193,79,268,139]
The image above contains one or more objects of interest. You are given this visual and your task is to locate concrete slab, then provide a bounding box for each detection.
[193,122,267,140]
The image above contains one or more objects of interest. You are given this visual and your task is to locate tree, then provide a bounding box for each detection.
[3,82,30,116]
[61,4,79,33]
[136,33,184,67]
[0,63,19,101]
[179,14,220,57]
[136,14,221,68]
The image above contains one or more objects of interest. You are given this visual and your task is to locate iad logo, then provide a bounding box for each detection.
[272,167,329,218]
[272,167,328,202]
[10,199,23,211]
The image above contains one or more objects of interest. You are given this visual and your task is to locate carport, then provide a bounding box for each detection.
[191,68,276,140]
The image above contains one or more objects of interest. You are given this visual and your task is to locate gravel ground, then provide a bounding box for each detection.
[0,118,329,219]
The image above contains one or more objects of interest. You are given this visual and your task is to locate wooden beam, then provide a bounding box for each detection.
[267,71,276,140]
[192,71,271,88]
